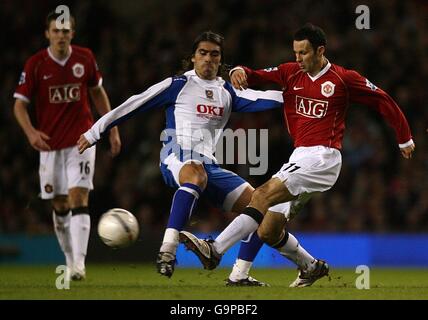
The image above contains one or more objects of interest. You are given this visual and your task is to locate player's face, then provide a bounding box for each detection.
[293,40,324,76]
[192,41,222,80]
[45,20,74,53]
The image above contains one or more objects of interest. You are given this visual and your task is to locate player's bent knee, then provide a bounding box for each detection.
[52,196,69,212]
[257,228,270,244]
[193,172,207,189]
[257,228,278,246]
[257,213,286,245]
[179,163,208,189]
[68,187,89,208]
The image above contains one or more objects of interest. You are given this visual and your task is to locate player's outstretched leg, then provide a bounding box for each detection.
[179,231,222,270]
[226,232,269,287]
[157,183,202,277]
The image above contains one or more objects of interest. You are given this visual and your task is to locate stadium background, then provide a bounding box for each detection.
[1,0,427,266]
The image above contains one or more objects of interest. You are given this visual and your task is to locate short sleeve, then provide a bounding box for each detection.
[87,49,102,87]
[14,58,37,102]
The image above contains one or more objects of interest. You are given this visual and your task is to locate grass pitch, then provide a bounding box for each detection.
[0,264,427,300]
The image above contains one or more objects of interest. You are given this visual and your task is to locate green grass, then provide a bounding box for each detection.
[0,264,427,300]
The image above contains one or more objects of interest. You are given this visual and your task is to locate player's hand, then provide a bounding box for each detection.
[77,134,91,154]
[230,68,248,90]
[109,127,121,157]
[400,143,415,159]
[28,130,51,152]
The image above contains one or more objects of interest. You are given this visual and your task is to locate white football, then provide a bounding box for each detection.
[98,208,139,248]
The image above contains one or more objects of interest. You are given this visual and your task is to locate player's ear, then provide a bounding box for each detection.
[317,46,325,57]
[191,55,195,63]
[45,29,50,40]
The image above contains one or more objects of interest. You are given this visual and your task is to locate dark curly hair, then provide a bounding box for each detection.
[179,31,230,78]
[294,23,327,52]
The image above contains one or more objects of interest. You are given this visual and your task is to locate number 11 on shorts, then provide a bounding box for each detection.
[283,163,301,173]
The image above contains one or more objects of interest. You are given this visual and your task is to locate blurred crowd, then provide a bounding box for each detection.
[1,0,427,235]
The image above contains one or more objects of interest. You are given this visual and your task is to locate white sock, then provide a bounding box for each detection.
[70,214,90,272]
[160,228,179,255]
[229,259,253,281]
[52,211,73,268]
[214,214,259,254]
[277,232,316,271]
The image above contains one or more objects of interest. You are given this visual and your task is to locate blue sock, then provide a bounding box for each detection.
[237,231,264,262]
[167,183,202,230]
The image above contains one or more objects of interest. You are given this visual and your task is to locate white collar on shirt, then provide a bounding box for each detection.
[184,69,225,86]
[307,59,331,82]
[47,46,72,66]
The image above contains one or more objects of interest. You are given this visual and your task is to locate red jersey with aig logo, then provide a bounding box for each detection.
[14,45,102,150]
[242,62,412,149]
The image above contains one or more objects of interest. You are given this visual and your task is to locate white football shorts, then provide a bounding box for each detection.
[39,145,96,199]
[268,146,342,220]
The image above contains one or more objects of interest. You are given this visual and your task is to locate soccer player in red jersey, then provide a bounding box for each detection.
[13,11,121,280]
[179,23,415,287]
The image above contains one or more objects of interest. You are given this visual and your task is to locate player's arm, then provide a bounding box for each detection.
[229,64,286,90]
[89,85,121,157]
[228,84,283,112]
[78,77,177,154]
[345,70,415,159]
[13,57,51,151]
[13,98,51,151]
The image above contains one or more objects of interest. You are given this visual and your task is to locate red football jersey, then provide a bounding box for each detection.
[242,62,412,150]
[14,45,102,150]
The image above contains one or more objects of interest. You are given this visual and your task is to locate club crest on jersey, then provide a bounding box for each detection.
[44,184,53,194]
[72,63,85,78]
[321,81,335,98]
[205,89,214,99]
[295,96,329,119]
